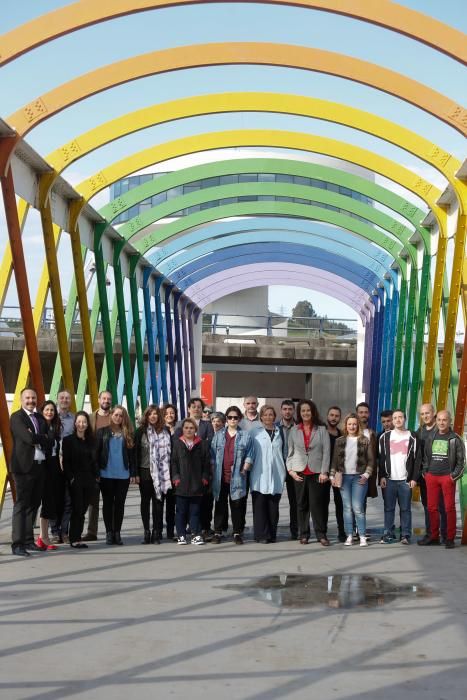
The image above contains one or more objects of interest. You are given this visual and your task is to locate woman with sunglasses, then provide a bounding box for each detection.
[210,406,254,545]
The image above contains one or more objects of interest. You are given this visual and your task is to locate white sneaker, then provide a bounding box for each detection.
[344,535,353,546]
[177,536,187,545]
[360,536,368,547]
[191,535,205,546]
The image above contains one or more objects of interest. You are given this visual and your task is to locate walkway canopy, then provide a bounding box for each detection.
[0,1,465,511]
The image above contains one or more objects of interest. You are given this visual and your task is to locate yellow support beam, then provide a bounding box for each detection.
[38,173,76,409]
[68,199,99,411]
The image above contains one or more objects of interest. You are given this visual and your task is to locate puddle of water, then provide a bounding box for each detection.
[221,574,433,610]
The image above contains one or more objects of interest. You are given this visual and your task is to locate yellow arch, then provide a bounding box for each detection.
[74,126,445,218]
[1,0,465,66]
[7,44,467,139]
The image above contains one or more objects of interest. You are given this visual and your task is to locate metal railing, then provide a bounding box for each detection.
[202,313,358,341]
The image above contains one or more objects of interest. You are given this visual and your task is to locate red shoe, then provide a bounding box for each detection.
[36,537,57,551]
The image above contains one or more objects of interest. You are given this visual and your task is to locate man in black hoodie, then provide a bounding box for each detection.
[418,410,465,549]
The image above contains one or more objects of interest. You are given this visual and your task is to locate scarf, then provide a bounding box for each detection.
[148,428,171,500]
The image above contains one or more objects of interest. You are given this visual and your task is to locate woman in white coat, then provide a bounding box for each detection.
[249,405,286,543]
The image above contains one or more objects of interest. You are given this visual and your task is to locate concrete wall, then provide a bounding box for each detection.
[213,368,356,418]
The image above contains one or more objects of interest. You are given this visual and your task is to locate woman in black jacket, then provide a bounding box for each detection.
[62,411,99,549]
[96,405,136,545]
[36,400,63,551]
[171,419,210,546]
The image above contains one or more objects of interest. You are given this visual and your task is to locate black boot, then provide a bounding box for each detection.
[141,530,151,544]
[106,531,114,545]
[114,531,123,545]
[151,529,161,544]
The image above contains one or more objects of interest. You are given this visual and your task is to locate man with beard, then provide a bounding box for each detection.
[326,406,345,542]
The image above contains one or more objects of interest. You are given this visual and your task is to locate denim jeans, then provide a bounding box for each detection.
[341,474,368,536]
[175,496,202,537]
[383,479,412,538]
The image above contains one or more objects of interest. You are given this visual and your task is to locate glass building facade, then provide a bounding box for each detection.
[110,172,372,224]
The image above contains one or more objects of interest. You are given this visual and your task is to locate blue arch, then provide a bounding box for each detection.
[169,244,380,293]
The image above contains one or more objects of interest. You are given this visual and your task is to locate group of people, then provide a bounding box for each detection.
[8,387,465,557]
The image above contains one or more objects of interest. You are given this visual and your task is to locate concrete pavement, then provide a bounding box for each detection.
[1,488,466,700]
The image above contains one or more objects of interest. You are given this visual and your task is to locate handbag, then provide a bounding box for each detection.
[333,471,343,488]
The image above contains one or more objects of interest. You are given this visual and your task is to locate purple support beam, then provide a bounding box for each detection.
[180,297,191,410]
[185,264,370,319]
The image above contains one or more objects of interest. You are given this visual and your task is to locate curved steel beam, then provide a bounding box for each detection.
[1,1,465,66]
[8,90,462,186]
[168,243,380,293]
[185,263,369,315]
[151,221,393,279]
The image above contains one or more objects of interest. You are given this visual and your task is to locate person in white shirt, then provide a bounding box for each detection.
[378,410,420,545]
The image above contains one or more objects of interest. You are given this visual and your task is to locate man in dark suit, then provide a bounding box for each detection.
[174,398,214,442]
[10,388,49,556]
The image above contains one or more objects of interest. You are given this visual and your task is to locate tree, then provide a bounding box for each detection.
[291,300,317,319]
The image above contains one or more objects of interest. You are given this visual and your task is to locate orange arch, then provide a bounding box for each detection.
[1,0,465,66]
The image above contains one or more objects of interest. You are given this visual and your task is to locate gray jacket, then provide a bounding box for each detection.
[286,424,331,474]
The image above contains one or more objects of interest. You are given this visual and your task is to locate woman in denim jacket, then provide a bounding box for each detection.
[210,405,254,545]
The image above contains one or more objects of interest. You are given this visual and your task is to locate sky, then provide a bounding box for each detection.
[0,0,465,319]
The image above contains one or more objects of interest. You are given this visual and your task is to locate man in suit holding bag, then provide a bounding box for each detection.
[10,388,49,556]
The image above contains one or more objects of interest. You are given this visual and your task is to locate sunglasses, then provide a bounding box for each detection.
[227,415,240,420]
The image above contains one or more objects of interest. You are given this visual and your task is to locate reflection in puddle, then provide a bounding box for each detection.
[221,574,433,609]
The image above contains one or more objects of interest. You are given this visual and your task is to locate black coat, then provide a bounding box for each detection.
[171,438,210,497]
[96,427,136,477]
[9,409,49,475]
[62,434,99,482]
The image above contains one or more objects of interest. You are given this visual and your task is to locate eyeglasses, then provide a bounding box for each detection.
[227,415,240,420]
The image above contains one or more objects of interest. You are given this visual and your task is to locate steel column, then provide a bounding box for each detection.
[188,306,197,392]
[69,205,99,411]
[154,278,169,404]
[113,241,135,422]
[94,223,118,403]
[1,165,45,402]
[0,368,13,510]
[181,300,192,408]
[38,176,76,406]
[399,267,418,413]
[129,255,147,413]
[391,277,407,407]
[408,248,431,427]
[143,268,159,404]
[164,285,177,407]
[173,292,186,419]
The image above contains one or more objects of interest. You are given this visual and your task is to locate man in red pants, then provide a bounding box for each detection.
[418,410,465,549]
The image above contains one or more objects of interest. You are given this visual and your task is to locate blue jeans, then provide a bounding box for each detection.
[342,475,368,536]
[175,496,202,537]
[383,479,412,538]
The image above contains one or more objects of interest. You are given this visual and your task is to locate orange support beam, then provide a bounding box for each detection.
[0,161,45,403]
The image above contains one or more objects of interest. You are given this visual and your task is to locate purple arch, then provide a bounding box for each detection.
[185,264,372,320]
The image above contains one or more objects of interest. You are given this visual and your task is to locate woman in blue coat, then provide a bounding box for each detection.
[249,405,286,543]
[210,405,254,545]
